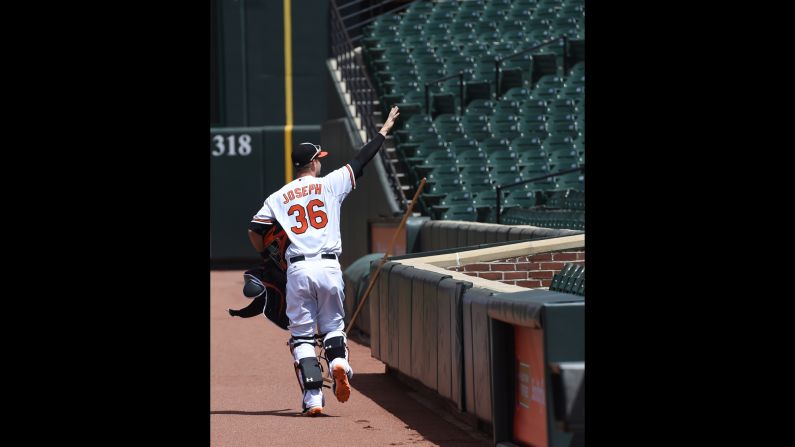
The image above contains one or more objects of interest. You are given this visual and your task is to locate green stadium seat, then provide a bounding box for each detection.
[461,162,489,176]
[534,3,560,19]
[491,121,522,141]
[467,99,497,116]
[462,172,493,193]
[552,16,582,38]
[488,0,513,9]
[547,121,579,139]
[449,137,480,155]
[501,17,527,33]
[472,189,498,209]
[462,122,493,141]
[478,30,503,45]
[511,136,544,153]
[507,8,533,22]
[502,87,531,102]
[452,30,481,47]
[533,74,564,99]
[519,96,549,114]
[401,20,425,35]
[402,140,447,164]
[430,190,475,219]
[549,97,579,116]
[438,125,466,142]
[521,112,547,125]
[467,177,496,194]
[560,1,584,15]
[480,137,512,155]
[436,43,464,61]
[491,42,516,59]
[462,112,489,126]
[414,150,457,177]
[560,80,584,101]
[426,168,462,187]
[527,29,553,46]
[501,52,533,82]
[517,152,550,172]
[519,121,549,140]
[507,189,538,208]
[494,99,522,115]
[525,174,556,192]
[422,183,467,208]
[457,148,488,168]
[391,101,424,124]
[482,7,509,23]
[433,113,460,127]
[555,171,584,191]
[402,112,433,131]
[456,7,483,21]
[567,62,585,87]
[474,19,499,36]
[492,173,526,189]
[439,204,478,221]
[395,123,438,147]
[487,148,519,165]
[433,0,460,12]
[548,153,580,173]
[501,30,529,47]
[460,0,487,13]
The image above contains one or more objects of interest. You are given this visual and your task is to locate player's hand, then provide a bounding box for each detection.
[379,106,400,135]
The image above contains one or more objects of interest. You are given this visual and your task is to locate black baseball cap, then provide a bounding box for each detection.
[292,142,329,167]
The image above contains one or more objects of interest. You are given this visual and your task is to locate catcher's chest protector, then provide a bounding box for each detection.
[262,222,290,271]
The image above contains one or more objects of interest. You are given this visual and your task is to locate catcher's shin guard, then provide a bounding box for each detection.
[297,357,324,390]
[288,336,325,393]
[322,331,348,366]
[322,331,351,403]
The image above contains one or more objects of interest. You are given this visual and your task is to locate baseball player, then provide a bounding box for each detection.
[248,106,400,416]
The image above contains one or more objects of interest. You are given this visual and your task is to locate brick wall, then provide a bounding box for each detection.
[446,250,585,289]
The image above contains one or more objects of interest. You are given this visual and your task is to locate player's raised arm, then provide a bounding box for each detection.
[378,105,400,137]
[348,106,400,179]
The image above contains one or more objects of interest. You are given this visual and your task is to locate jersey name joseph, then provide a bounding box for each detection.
[254,164,355,260]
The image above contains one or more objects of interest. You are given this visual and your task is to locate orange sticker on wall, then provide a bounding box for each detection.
[513,325,547,447]
[518,362,531,408]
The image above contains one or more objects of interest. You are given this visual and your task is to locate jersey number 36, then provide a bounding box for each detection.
[288,199,328,234]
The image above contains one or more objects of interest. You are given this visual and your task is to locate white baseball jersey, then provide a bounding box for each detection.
[252,164,356,261]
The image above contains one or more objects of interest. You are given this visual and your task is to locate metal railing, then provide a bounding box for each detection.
[330,0,409,210]
[495,165,585,224]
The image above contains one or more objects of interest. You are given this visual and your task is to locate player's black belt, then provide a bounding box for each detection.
[290,253,337,263]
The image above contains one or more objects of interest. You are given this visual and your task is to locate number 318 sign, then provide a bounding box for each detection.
[211,134,252,156]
